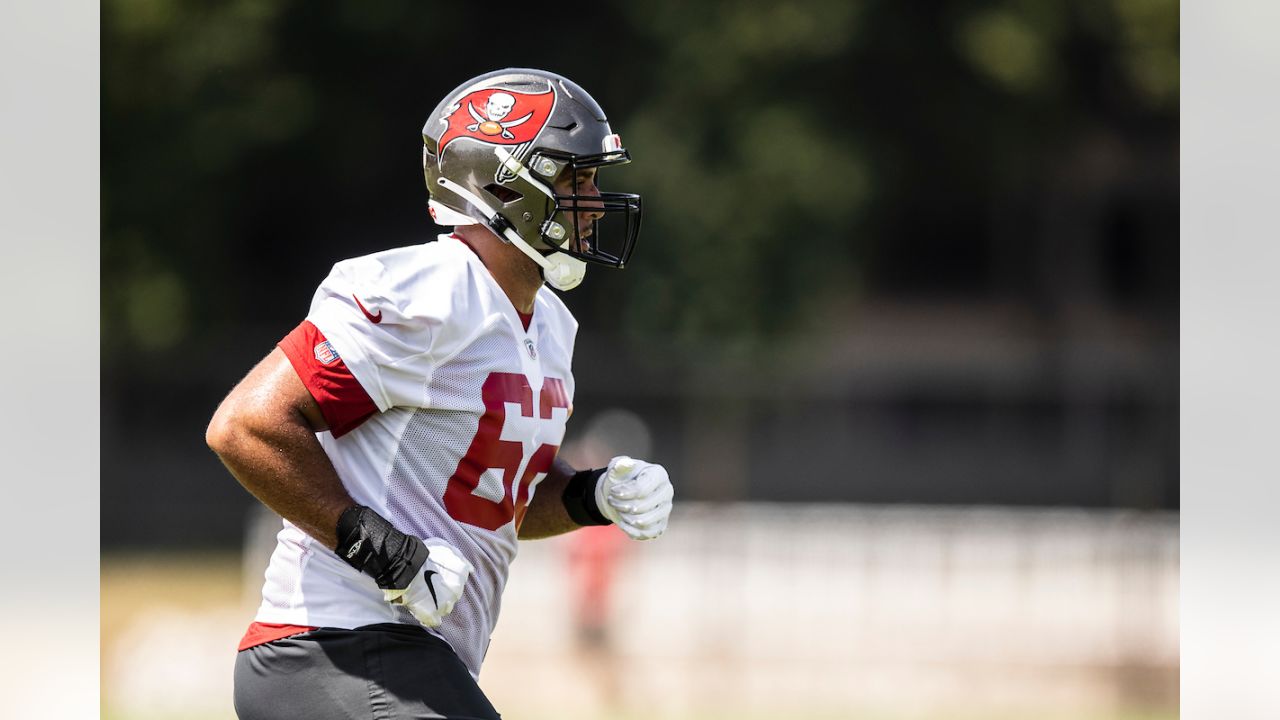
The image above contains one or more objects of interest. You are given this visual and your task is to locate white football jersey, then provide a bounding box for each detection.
[253,234,578,677]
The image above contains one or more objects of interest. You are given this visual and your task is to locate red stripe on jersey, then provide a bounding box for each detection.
[238,622,319,651]
[278,320,377,438]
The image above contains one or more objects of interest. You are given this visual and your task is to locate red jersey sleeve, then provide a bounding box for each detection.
[278,320,377,438]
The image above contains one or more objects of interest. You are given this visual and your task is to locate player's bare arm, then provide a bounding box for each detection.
[206,347,351,548]
[518,457,584,539]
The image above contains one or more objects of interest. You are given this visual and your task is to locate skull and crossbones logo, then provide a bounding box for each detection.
[466,92,534,139]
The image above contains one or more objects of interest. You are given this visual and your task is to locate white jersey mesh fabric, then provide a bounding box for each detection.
[252,235,578,678]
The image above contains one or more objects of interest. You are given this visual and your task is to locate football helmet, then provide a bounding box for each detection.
[422,68,642,290]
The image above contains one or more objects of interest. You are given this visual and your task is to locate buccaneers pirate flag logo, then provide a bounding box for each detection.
[437,85,557,162]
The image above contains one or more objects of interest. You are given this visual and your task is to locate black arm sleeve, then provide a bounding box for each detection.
[561,468,612,527]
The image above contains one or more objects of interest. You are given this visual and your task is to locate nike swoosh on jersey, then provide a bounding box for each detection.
[353,295,383,323]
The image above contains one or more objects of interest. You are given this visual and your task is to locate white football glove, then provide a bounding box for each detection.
[595,456,673,540]
[383,538,473,628]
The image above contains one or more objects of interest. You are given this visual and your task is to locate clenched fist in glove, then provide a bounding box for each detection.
[335,505,474,627]
[580,456,673,540]
[595,456,673,540]
[382,538,473,627]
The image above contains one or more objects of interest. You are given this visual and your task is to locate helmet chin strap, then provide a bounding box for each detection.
[434,176,586,291]
[539,252,587,291]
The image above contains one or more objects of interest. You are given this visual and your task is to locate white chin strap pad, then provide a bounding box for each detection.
[541,253,587,290]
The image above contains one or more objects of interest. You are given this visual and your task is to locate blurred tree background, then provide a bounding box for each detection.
[102,0,1178,548]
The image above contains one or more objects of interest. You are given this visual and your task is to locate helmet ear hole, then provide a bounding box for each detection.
[482,183,524,205]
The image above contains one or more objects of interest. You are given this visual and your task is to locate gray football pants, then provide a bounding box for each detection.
[234,623,501,720]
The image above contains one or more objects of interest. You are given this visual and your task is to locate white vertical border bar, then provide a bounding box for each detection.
[1182,1,1280,718]
[0,0,100,717]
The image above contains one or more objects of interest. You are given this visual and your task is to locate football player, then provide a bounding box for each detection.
[207,68,674,720]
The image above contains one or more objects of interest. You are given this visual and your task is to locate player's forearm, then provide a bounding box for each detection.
[209,409,351,548]
[517,456,585,540]
[207,351,353,549]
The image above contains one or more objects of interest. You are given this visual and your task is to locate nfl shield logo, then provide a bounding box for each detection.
[314,340,341,365]
[524,339,537,359]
